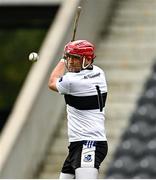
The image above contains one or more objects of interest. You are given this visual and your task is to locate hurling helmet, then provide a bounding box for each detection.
[64,40,96,61]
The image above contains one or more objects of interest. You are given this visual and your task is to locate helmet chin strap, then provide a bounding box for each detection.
[82,56,92,69]
[65,56,92,72]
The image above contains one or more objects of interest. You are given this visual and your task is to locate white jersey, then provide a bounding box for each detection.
[56,65,107,142]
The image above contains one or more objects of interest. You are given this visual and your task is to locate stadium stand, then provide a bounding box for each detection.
[105,62,156,178]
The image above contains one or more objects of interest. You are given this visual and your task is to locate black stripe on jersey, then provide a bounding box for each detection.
[96,85,103,112]
[64,93,107,110]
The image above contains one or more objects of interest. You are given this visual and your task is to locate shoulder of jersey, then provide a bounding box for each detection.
[93,65,103,72]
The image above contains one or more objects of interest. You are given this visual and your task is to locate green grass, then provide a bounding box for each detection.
[0,29,47,110]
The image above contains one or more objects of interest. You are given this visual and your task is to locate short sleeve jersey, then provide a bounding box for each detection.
[56,65,107,142]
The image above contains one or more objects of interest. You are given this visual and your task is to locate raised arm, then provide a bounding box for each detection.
[48,59,66,92]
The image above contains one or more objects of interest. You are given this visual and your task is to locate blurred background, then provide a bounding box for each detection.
[0,0,156,178]
[0,0,58,131]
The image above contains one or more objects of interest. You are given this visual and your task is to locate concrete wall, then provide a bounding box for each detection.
[0,0,115,178]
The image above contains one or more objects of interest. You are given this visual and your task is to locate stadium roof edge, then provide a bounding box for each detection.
[0,0,63,5]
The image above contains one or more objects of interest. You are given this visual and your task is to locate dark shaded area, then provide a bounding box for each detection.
[0,5,59,132]
[0,108,11,132]
[0,5,59,29]
[105,60,156,179]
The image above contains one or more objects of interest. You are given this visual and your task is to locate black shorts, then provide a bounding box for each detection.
[61,140,108,175]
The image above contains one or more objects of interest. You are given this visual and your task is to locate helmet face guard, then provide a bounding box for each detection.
[64,52,82,60]
[64,40,95,72]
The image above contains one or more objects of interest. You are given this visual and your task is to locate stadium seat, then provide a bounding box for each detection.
[133,172,152,179]
[106,173,126,179]
[105,155,137,178]
[122,120,153,141]
[145,72,156,90]
[106,62,156,179]
[114,137,146,159]
[130,107,147,124]
[137,155,156,176]
[137,87,156,106]
[152,61,156,73]
[146,137,156,156]
[130,103,156,125]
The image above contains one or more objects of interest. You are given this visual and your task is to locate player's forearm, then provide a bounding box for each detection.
[51,60,65,79]
[48,59,65,91]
